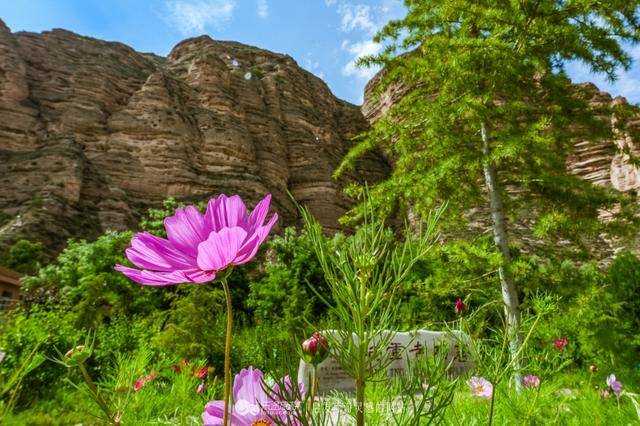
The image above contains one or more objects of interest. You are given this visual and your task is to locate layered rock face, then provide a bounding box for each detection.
[566,86,640,195]
[0,21,389,256]
[362,71,640,257]
[363,74,640,196]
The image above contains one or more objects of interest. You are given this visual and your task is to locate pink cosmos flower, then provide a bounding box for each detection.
[523,374,540,388]
[468,376,493,400]
[202,366,302,426]
[197,383,206,394]
[602,390,610,398]
[553,338,568,350]
[606,374,622,396]
[115,194,278,285]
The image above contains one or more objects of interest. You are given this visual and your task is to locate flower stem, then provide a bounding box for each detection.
[221,279,233,426]
[488,384,496,426]
[78,361,115,424]
[309,364,318,419]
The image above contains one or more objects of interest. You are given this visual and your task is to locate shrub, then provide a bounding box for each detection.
[247,227,333,333]
[1,239,43,274]
[153,285,227,369]
[20,231,169,327]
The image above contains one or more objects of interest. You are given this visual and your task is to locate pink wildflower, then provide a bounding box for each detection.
[468,376,493,400]
[133,379,144,392]
[553,338,568,350]
[196,367,208,379]
[202,366,303,425]
[523,375,540,389]
[132,372,157,392]
[115,194,278,285]
[606,374,622,396]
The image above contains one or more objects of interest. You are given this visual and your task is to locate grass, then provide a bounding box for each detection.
[2,351,638,425]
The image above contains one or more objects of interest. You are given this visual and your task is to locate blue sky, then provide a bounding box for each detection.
[0,0,638,105]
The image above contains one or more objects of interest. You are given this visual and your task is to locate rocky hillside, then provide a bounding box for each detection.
[361,70,640,256]
[0,21,389,256]
[363,73,640,196]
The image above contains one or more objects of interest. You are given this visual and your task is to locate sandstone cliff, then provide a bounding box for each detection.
[0,21,389,256]
[361,68,640,257]
[363,72,640,197]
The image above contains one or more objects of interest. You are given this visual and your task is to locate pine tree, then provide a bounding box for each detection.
[337,0,640,388]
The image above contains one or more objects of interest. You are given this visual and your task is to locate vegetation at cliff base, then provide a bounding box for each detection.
[2,0,640,424]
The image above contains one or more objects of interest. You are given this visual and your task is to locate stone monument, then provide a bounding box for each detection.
[298,329,473,393]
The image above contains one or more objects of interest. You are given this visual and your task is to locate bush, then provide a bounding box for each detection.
[247,227,334,333]
[1,239,43,275]
[511,252,640,370]
[20,231,169,327]
[153,285,227,369]
[0,307,81,405]
[0,307,158,408]
[395,237,503,330]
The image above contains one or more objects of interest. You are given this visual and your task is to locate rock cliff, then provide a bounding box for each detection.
[363,72,640,196]
[0,21,389,256]
[362,69,640,257]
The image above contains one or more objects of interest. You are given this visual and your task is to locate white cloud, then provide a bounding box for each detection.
[166,0,236,35]
[341,39,382,80]
[257,0,268,18]
[338,3,377,36]
[324,0,338,6]
[335,1,404,36]
[335,1,404,86]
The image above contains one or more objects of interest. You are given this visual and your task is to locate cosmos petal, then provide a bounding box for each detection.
[205,194,248,231]
[203,401,250,426]
[165,206,208,257]
[233,367,268,407]
[196,227,247,271]
[114,265,192,286]
[125,232,196,271]
[234,213,278,265]
[247,194,272,233]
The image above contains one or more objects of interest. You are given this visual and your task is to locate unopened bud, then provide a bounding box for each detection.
[64,345,90,364]
[455,299,467,315]
[302,337,318,354]
[302,332,329,365]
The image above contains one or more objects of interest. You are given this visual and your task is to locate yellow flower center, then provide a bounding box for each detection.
[477,385,484,392]
[251,419,273,426]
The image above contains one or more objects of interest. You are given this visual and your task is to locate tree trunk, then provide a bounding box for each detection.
[480,122,523,390]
